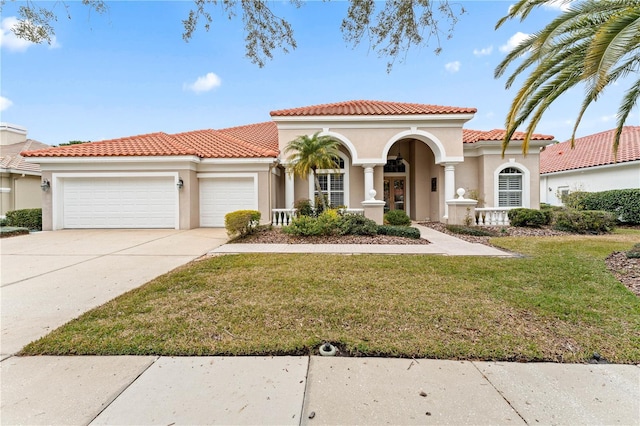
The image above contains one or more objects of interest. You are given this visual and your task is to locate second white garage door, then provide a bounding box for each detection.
[200,177,257,227]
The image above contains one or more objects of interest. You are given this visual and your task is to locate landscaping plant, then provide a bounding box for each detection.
[384,210,411,226]
[224,210,261,237]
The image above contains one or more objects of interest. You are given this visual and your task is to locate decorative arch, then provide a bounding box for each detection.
[317,129,358,162]
[494,161,531,208]
[382,129,459,164]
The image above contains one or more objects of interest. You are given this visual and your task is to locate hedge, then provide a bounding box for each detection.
[552,210,616,234]
[376,225,421,239]
[384,210,411,226]
[4,208,42,230]
[508,208,549,228]
[564,189,640,224]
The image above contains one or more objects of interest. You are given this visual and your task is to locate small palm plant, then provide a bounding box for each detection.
[284,132,341,212]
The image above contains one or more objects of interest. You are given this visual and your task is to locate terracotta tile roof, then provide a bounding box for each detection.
[271,100,477,116]
[1,139,50,172]
[463,129,555,144]
[540,126,640,174]
[172,124,279,158]
[21,123,279,159]
[22,132,197,158]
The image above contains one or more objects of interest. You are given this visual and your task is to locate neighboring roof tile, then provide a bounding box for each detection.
[271,100,477,116]
[1,139,50,172]
[463,129,555,144]
[540,126,640,174]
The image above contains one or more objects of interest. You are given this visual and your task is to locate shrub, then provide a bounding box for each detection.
[284,210,338,237]
[445,225,499,237]
[5,208,42,230]
[0,226,30,238]
[552,210,616,234]
[224,210,261,237]
[376,225,421,239]
[0,217,7,227]
[626,243,640,259]
[578,189,640,225]
[508,208,548,228]
[563,191,589,210]
[294,199,314,217]
[336,214,378,236]
[384,210,411,226]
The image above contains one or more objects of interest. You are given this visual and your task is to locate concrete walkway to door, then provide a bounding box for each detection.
[0,228,229,358]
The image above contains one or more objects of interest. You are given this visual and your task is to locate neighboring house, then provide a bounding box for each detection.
[540,126,640,205]
[22,100,554,231]
[0,123,50,218]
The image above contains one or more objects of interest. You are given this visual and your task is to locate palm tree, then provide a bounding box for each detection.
[284,132,341,211]
[495,0,640,155]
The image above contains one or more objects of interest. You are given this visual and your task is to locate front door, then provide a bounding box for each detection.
[384,177,405,212]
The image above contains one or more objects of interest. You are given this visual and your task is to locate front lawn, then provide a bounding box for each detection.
[21,232,640,363]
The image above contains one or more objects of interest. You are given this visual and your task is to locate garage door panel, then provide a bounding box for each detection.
[200,177,256,227]
[62,177,176,229]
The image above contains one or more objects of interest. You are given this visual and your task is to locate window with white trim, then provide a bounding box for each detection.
[498,167,523,207]
[314,158,345,207]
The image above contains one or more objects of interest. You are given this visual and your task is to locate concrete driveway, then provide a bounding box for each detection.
[0,228,228,358]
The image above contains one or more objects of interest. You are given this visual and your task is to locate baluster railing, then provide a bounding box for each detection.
[271,208,297,227]
[475,208,512,226]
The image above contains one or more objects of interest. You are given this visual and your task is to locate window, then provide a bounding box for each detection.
[498,167,522,207]
[313,157,347,207]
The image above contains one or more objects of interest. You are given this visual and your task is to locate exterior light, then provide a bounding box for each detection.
[40,179,50,191]
[396,150,403,162]
[177,178,184,189]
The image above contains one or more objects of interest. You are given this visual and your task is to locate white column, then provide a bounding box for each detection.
[363,165,375,200]
[443,163,456,218]
[285,166,295,208]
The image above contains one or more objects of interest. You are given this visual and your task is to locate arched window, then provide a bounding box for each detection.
[309,154,349,208]
[498,167,523,207]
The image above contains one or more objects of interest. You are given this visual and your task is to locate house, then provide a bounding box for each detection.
[1,123,50,218]
[22,100,554,230]
[540,126,640,205]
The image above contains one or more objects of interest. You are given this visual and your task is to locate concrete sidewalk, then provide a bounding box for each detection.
[1,355,638,425]
[210,224,514,256]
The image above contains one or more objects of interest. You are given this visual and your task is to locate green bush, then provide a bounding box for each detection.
[578,189,640,225]
[284,210,338,237]
[562,191,589,210]
[508,208,548,228]
[376,225,421,239]
[0,217,7,227]
[0,226,30,238]
[445,225,499,237]
[224,210,261,237]
[5,208,42,230]
[294,199,314,217]
[336,214,378,236]
[626,243,640,259]
[552,210,616,234]
[384,210,411,226]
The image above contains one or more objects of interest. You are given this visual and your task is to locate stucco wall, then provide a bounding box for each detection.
[478,154,541,209]
[540,161,640,205]
[0,174,42,216]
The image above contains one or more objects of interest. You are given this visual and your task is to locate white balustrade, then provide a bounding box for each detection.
[271,208,297,227]
[475,208,512,226]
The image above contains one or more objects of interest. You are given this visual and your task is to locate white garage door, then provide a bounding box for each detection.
[62,176,176,228]
[200,177,257,227]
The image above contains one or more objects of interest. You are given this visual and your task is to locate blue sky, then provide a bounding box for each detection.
[1,0,638,146]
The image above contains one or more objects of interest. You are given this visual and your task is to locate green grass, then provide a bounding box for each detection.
[21,232,640,363]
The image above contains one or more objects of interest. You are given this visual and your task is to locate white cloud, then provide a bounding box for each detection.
[500,32,530,53]
[183,72,222,93]
[0,95,13,111]
[600,114,617,123]
[0,16,60,52]
[445,61,460,73]
[473,46,493,57]
[543,0,573,12]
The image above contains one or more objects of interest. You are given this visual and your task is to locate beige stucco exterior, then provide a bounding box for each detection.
[0,173,42,216]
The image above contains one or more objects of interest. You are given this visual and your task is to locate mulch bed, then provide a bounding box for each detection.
[232,226,430,245]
